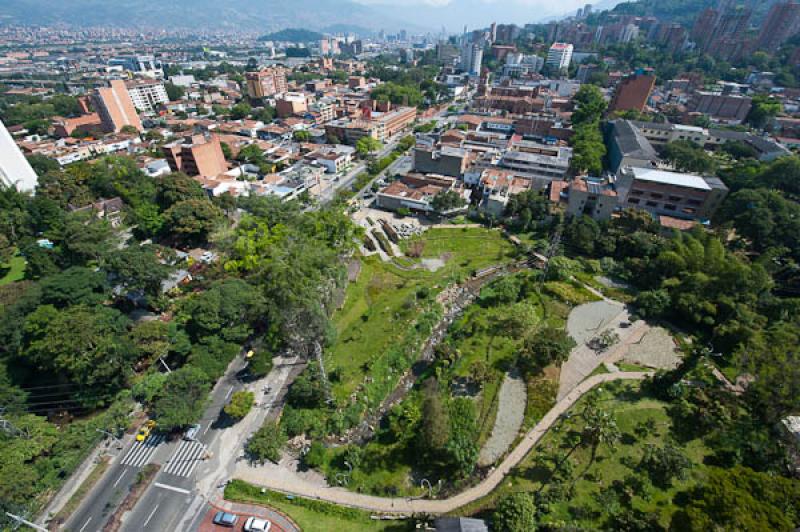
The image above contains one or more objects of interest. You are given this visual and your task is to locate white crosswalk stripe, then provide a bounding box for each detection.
[120,433,165,468]
[163,440,206,478]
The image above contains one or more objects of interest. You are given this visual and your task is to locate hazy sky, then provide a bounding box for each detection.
[352,0,610,31]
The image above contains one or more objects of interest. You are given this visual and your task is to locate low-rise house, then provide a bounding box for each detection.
[376,173,470,213]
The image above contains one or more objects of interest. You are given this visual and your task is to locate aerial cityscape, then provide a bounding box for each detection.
[1,0,800,530]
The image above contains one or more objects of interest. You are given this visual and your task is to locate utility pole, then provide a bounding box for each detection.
[5,513,48,532]
[314,341,333,405]
[539,223,563,285]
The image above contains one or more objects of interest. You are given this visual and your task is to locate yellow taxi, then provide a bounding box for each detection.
[136,420,156,442]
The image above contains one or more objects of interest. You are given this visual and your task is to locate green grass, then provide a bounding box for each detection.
[226,480,412,531]
[543,281,602,306]
[329,228,516,403]
[0,254,25,285]
[455,381,712,528]
[617,362,651,372]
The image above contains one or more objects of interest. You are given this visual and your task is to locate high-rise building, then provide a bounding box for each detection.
[756,2,800,52]
[609,72,656,113]
[162,135,228,177]
[460,43,483,75]
[691,8,718,49]
[0,118,37,193]
[125,80,169,113]
[245,67,288,99]
[546,42,574,70]
[91,79,142,133]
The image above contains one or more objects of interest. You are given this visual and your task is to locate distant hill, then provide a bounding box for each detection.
[258,28,323,43]
[607,0,779,25]
[0,0,425,32]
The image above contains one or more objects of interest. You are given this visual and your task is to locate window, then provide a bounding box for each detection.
[628,198,640,205]
[646,201,658,207]
[664,204,676,211]
[651,193,663,199]
[631,189,644,196]
[668,195,681,201]
[687,199,702,206]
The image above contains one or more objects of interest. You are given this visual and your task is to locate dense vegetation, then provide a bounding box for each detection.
[0,154,358,522]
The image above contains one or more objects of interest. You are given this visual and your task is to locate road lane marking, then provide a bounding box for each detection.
[112,470,126,488]
[224,385,233,400]
[202,423,210,436]
[154,482,191,495]
[143,503,160,527]
[78,517,92,532]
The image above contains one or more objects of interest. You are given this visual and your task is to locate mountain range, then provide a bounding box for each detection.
[0,0,426,33]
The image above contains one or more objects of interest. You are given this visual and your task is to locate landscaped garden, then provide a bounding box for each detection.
[282,253,601,498]
[458,359,800,531]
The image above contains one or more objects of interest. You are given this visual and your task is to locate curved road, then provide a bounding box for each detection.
[234,371,653,514]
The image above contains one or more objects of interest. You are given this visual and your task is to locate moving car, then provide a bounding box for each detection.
[244,517,271,531]
[135,420,156,442]
[212,511,238,527]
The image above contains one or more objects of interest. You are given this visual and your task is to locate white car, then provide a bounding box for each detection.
[244,517,271,531]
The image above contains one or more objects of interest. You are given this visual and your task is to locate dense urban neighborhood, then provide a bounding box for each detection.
[1,0,800,531]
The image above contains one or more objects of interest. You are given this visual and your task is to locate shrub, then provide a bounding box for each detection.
[224,390,254,420]
[245,421,287,464]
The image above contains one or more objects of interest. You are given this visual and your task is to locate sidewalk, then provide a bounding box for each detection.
[233,371,652,515]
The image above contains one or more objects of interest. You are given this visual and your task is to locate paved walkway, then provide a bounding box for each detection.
[478,370,526,466]
[558,301,650,400]
[233,371,652,515]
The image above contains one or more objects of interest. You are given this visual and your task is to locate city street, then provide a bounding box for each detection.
[63,351,302,532]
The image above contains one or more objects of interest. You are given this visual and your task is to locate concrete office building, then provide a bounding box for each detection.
[607,120,658,173]
[566,176,618,220]
[546,42,574,70]
[688,90,752,123]
[109,55,163,78]
[413,145,468,177]
[162,135,228,177]
[91,79,142,133]
[0,118,38,193]
[616,166,728,221]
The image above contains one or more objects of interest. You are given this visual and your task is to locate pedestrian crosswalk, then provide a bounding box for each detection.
[120,433,165,467]
[163,440,206,478]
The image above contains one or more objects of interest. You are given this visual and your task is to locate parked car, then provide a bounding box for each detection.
[136,420,156,442]
[183,423,201,441]
[212,511,238,527]
[244,517,271,531]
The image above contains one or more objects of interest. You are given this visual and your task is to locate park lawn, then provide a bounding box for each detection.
[225,480,411,532]
[456,381,712,528]
[0,254,26,285]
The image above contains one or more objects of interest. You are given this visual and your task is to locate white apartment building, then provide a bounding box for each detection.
[0,118,38,193]
[546,42,574,70]
[126,80,169,113]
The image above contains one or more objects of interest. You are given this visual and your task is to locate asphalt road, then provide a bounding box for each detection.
[64,353,255,532]
[119,353,303,532]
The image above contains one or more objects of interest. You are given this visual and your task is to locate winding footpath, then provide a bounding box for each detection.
[234,371,653,515]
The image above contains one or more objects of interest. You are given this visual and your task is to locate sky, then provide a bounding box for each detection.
[352,0,614,32]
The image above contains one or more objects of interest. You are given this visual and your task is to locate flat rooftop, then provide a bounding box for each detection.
[630,167,711,191]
